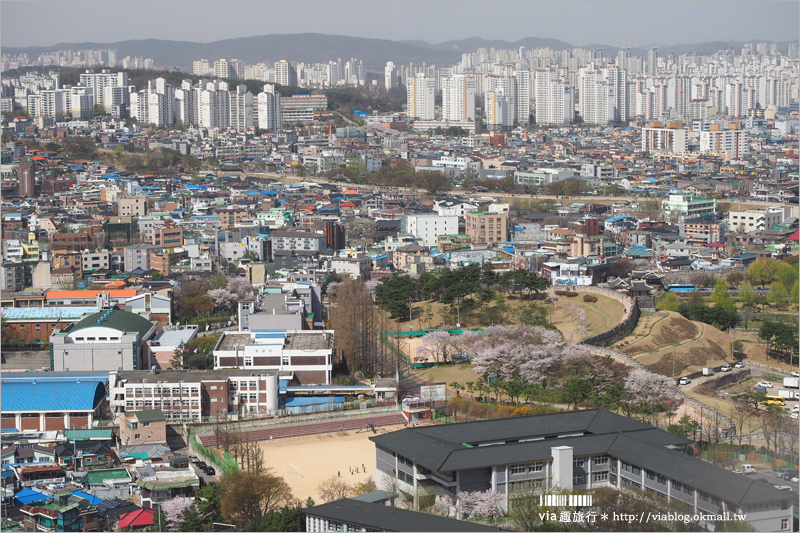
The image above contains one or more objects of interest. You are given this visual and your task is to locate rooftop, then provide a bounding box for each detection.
[304,498,503,532]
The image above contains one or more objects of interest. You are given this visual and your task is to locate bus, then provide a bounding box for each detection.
[760,395,786,406]
[667,284,697,292]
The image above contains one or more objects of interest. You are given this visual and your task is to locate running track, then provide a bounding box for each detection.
[198,413,407,446]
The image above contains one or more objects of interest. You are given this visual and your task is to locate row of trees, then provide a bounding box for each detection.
[374,264,550,324]
[431,325,677,426]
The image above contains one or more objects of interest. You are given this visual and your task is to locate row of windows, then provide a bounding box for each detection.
[509,462,544,475]
[397,454,413,467]
[621,462,641,476]
[126,387,198,395]
[397,470,413,484]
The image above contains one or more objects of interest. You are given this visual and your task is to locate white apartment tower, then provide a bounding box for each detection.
[384,62,396,91]
[484,88,514,130]
[229,85,254,132]
[79,69,129,109]
[514,70,531,124]
[406,75,436,120]
[441,74,476,122]
[257,84,282,131]
[534,69,573,125]
[275,59,297,86]
[193,58,210,76]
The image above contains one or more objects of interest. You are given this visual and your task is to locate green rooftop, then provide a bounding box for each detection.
[132,409,166,422]
[70,308,155,339]
[86,468,132,485]
[65,429,113,441]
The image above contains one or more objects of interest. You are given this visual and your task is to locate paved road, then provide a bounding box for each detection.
[198,413,407,446]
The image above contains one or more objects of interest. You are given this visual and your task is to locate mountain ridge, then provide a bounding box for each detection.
[2,34,795,71]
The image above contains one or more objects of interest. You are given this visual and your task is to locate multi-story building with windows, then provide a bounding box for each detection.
[406,75,436,120]
[465,210,509,244]
[441,74,475,122]
[661,194,717,221]
[212,330,334,385]
[152,220,183,248]
[370,409,795,532]
[270,229,327,252]
[109,369,279,422]
[280,94,328,124]
[699,127,749,158]
[641,122,688,153]
[728,207,788,234]
[402,214,459,248]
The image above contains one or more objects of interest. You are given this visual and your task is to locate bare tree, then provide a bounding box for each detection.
[317,475,352,503]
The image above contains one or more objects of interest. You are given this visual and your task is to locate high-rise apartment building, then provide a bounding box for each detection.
[257,84,282,131]
[384,61,396,91]
[641,122,688,153]
[514,70,531,124]
[79,69,129,108]
[229,84,254,132]
[699,126,749,158]
[441,74,475,122]
[534,69,573,125]
[193,58,210,76]
[484,88,513,130]
[406,75,436,120]
[275,59,298,86]
[647,48,658,76]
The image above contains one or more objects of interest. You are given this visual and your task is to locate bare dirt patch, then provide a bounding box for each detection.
[614,311,734,377]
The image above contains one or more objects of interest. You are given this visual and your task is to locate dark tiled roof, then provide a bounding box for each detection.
[303,499,504,531]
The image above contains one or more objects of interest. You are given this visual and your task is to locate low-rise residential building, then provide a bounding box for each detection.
[119,409,167,447]
[465,210,508,244]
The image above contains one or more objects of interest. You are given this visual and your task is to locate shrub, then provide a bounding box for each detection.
[583,294,598,303]
[555,290,579,297]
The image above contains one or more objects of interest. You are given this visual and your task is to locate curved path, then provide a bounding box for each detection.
[198,413,407,446]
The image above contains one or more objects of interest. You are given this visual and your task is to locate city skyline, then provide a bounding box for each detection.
[1,1,798,49]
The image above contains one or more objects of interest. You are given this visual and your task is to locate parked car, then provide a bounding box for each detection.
[791,371,800,378]
[204,466,216,476]
[734,362,745,368]
[775,469,793,479]
[679,377,691,385]
[755,381,772,389]
[195,461,208,470]
[791,476,799,484]
[720,364,732,372]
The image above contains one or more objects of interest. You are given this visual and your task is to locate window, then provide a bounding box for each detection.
[646,470,656,481]
[780,519,789,531]
[573,458,585,468]
[528,463,543,473]
[330,521,343,532]
[671,480,682,491]
[35,324,41,332]
[594,455,609,465]
[142,422,150,427]
[573,474,585,485]
[134,434,141,440]
[593,472,608,483]
[510,464,526,475]
[281,355,290,366]
[683,484,692,495]
[210,386,218,390]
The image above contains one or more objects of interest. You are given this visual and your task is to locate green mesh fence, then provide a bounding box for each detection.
[186,425,239,477]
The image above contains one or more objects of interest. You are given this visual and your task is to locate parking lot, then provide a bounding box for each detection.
[748,469,799,493]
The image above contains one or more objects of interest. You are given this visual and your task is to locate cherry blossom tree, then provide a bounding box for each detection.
[162,496,197,531]
[458,490,505,519]
[624,368,677,424]
[419,330,456,363]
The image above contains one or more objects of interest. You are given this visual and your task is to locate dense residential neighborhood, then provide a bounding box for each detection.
[1,13,799,533]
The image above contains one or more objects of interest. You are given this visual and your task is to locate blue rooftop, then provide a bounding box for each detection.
[2,306,98,321]
[284,396,345,406]
[14,487,51,506]
[72,491,104,505]
[1,378,106,412]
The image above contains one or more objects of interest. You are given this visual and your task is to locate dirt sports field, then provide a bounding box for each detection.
[613,311,734,376]
[258,425,406,502]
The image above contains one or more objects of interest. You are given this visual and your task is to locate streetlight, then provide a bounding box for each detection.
[456,303,460,329]
[408,299,414,331]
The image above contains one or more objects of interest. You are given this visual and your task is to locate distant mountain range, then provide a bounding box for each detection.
[3,34,796,71]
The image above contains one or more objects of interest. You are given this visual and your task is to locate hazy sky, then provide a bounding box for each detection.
[2,1,797,48]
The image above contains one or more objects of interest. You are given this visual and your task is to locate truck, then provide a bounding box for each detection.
[783,377,799,389]
[733,464,757,475]
[777,389,799,400]
[702,367,715,376]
